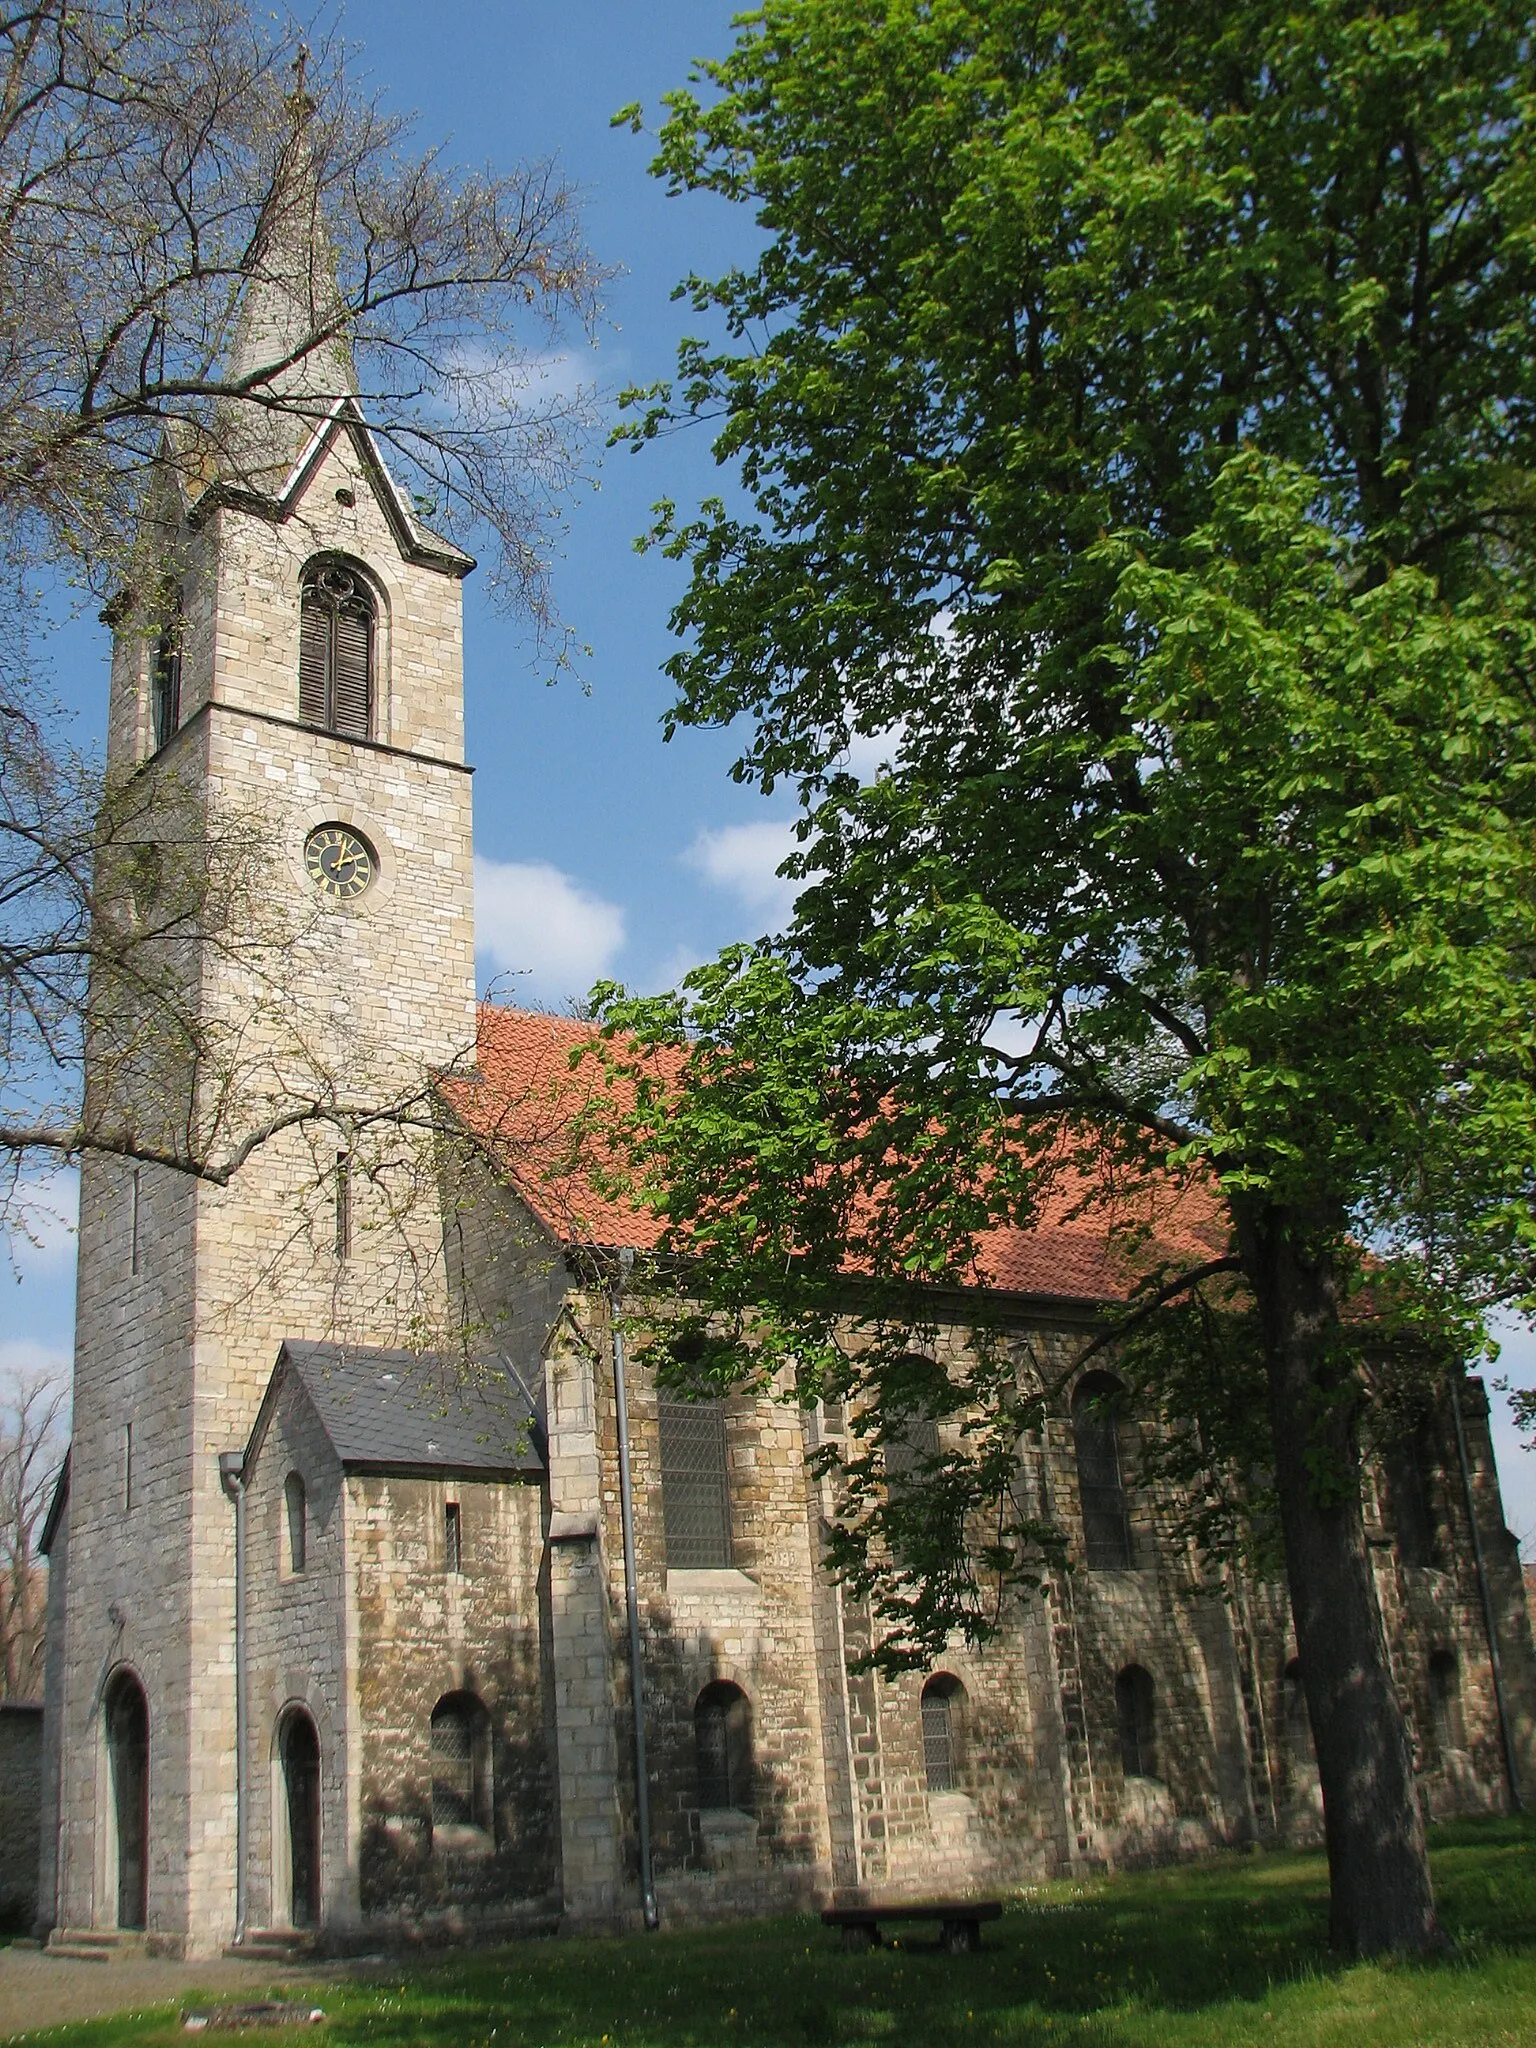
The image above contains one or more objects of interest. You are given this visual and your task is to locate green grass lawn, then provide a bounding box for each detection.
[15,1818,1536,2048]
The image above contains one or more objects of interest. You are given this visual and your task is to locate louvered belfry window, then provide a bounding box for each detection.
[299,561,374,739]
[659,1396,732,1569]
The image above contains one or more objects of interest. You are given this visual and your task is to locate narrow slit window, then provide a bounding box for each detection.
[444,1501,462,1574]
[334,1152,351,1260]
[299,561,375,740]
[122,1422,133,1512]
[284,1472,307,1576]
[129,1168,141,1275]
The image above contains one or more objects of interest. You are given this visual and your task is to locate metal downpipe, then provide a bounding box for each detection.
[610,1252,659,1928]
[219,1450,249,1944]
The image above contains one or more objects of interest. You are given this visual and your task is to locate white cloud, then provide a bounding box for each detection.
[6,1166,77,1277]
[474,856,626,1002]
[840,722,905,783]
[685,819,803,925]
[0,1337,71,1386]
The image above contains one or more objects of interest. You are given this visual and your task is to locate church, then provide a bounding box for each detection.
[33,184,1536,1960]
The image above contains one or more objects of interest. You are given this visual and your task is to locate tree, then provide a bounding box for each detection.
[0,1353,67,1699]
[604,0,1536,1955]
[0,0,603,1220]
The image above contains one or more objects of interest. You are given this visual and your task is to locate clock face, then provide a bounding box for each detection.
[305,824,376,902]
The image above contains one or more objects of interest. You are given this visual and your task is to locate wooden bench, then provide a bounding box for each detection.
[822,1899,1003,1954]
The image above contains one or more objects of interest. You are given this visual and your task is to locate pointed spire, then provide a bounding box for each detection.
[216,57,356,490]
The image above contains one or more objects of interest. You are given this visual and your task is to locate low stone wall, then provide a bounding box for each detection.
[0,1702,43,1931]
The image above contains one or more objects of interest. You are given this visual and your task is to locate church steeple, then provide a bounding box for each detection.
[217,55,356,492]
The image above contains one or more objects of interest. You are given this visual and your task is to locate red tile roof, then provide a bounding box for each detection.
[440,1004,1230,1306]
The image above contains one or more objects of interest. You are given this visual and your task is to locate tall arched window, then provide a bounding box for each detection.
[921,1674,967,1793]
[1429,1649,1465,1757]
[299,559,375,739]
[1115,1664,1157,1780]
[430,1691,491,1833]
[1282,1657,1314,1768]
[283,1472,306,1577]
[1072,1372,1133,1569]
[694,1680,752,1810]
[659,1396,732,1569]
[150,593,182,750]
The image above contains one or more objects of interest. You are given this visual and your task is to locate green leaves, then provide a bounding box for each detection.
[609,0,1536,1663]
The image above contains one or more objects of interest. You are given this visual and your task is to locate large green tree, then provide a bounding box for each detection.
[606,0,1536,1957]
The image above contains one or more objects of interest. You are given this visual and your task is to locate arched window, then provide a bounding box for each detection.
[103,1669,149,1930]
[1115,1664,1157,1780]
[1072,1372,1133,1569]
[694,1680,752,1810]
[299,559,375,739]
[1282,1657,1314,1768]
[430,1691,491,1833]
[1429,1649,1465,1757]
[150,593,182,750]
[659,1396,732,1569]
[283,1472,306,1577]
[921,1674,966,1793]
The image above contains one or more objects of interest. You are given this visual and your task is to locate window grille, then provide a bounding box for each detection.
[430,1693,488,1830]
[151,598,182,750]
[299,562,374,739]
[444,1501,462,1574]
[659,1397,732,1568]
[284,1472,306,1574]
[1072,1375,1133,1569]
[694,1682,751,1809]
[921,1680,957,1792]
[1115,1664,1157,1780]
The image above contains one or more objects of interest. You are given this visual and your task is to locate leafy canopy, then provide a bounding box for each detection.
[602,0,1536,1664]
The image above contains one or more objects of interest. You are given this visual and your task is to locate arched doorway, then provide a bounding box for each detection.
[277,1710,321,1929]
[103,1670,148,1930]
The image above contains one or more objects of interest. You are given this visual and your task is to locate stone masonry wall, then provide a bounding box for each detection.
[242,1372,354,1933]
[351,1470,556,1935]
[0,1703,44,1930]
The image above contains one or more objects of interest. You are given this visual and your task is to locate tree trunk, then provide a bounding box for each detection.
[1243,1207,1442,1955]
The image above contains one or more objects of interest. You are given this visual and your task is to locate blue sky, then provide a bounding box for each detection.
[8,0,1536,1542]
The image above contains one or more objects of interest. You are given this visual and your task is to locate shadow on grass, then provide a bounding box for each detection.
[17,1817,1536,2048]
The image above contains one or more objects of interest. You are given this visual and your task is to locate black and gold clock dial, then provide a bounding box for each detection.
[304,824,376,901]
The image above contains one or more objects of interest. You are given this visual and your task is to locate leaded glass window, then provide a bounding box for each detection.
[1072,1373,1133,1570]
[659,1397,731,1569]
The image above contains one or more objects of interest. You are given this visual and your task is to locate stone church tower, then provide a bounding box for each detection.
[41,163,479,1955]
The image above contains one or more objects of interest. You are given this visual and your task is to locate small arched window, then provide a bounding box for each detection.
[921,1674,966,1793]
[151,593,182,751]
[694,1680,752,1811]
[1072,1372,1133,1569]
[299,559,374,739]
[283,1472,306,1577]
[1282,1657,1314,1768]
[430,1691,492,1833]
[1429,1649,1465,1757]
[1115,1664,1157,1780]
